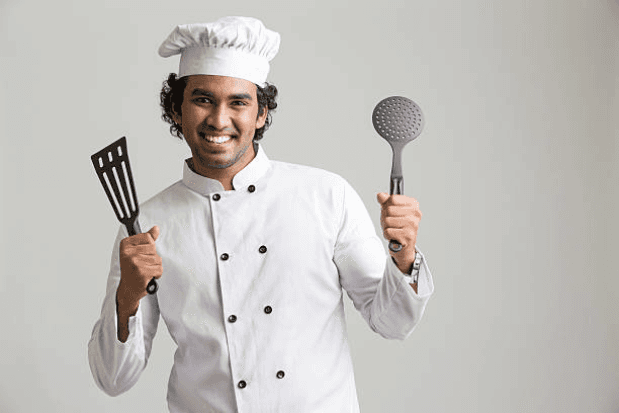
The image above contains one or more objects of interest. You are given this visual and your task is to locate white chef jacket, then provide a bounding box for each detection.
[88,143,434,413]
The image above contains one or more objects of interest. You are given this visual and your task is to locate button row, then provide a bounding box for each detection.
[219,245,267,261]
[237,371,286,389]
[227,306,273,323]
[212,185,257,202]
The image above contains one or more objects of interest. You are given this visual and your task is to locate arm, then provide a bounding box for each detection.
[334,180,434,340]
[88,226,162,396]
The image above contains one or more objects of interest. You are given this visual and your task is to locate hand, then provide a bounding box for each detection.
[376,193,422,274]
[117,225,163,315]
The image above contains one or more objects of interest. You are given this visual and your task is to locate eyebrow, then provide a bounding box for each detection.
[190,89,253,101]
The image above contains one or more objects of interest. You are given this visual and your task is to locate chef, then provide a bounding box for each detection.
[88,16,434,413]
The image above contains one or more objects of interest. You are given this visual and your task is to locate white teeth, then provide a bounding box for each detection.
[203,135,231,143]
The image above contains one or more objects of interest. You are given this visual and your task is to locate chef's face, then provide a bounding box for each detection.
[174,75,267,176]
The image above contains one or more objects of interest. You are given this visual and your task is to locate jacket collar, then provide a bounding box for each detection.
[182,142,270,195]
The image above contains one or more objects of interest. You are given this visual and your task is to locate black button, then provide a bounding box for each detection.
[212,194,221,201]
[248,185,256,193]
[228,315,237,323]
[276,370,285,379]
[220,253,229,260]
[264,306,272,314]
[259,245,267,254]
[238,380,247,389]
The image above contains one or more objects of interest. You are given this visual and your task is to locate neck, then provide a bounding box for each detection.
[188,144,256,191]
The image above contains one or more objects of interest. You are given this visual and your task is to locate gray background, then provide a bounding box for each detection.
[1,0,618,412]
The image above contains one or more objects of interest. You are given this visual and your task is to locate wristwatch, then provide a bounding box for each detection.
[407,249,422,285]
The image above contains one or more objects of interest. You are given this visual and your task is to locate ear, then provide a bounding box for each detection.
[256,106,268,129]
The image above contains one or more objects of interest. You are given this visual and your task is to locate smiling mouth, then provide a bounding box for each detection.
[200,134,233,144]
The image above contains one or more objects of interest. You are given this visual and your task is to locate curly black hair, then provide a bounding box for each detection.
[160,73,278,141]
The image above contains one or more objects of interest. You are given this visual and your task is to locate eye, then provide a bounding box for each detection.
[231,101,248,106]
[193,97,212,104]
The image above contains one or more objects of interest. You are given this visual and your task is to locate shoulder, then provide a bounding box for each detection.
[135,180,204,231]
[139,180,189,213]
[265,160,362,219]
[268,160,348,190]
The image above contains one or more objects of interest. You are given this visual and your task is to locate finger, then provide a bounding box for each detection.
[378,194,419,208]
[125,260,163,280]
[376,192,390,205]
[383,227,413,245]
[119,245,159,261]
[121,232,157,247]
[147,225,160,242]
[383,229,407,246]
[383,216,419,230]
[388,195,420,207]
[138,266,163,280]
[132,254,163,267]
[382,205,420,218]
[120,243,160,257]
[381,209,421,230]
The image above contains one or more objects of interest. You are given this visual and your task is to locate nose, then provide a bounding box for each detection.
[205,103,232,131]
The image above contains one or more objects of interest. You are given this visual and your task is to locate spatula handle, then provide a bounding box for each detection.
[389,177,404,253]
[390,177,403,196]
[125,219,159,295]
[126,219,141,237]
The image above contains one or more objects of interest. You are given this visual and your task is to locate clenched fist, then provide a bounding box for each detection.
[116,225,162,341]
[376,193,422,276]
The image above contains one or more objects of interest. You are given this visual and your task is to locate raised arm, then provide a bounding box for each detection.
[334,180,434,340]
[88,226,162,396]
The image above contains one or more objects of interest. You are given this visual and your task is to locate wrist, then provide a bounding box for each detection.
[392,249,416,274]
[392,248,422,281]
[116,286,139,318]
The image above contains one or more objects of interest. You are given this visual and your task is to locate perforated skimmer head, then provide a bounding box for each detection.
[372,96,424,143]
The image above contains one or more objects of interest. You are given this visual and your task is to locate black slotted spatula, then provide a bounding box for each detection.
[91,136,158,294]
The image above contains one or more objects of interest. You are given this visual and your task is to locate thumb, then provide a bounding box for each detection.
[147,225,160,242]
[376,192,390,205]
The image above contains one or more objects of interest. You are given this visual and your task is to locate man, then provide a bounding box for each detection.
[88,16,434,413]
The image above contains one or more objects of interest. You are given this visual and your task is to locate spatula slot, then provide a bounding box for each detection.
[103,171,125,219]
[91,136,140,224]
[121,160,136,212]
[112,166,131,219]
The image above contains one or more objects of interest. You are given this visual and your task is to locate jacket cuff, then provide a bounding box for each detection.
[387,247,434,299]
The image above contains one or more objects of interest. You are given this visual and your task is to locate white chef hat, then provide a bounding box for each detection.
[158,16,280,86]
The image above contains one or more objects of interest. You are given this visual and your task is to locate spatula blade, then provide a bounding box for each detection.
[91,136,157,294]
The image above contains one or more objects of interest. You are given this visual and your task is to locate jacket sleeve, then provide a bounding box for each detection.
[88,226,160,396]
[334,179,434,340]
